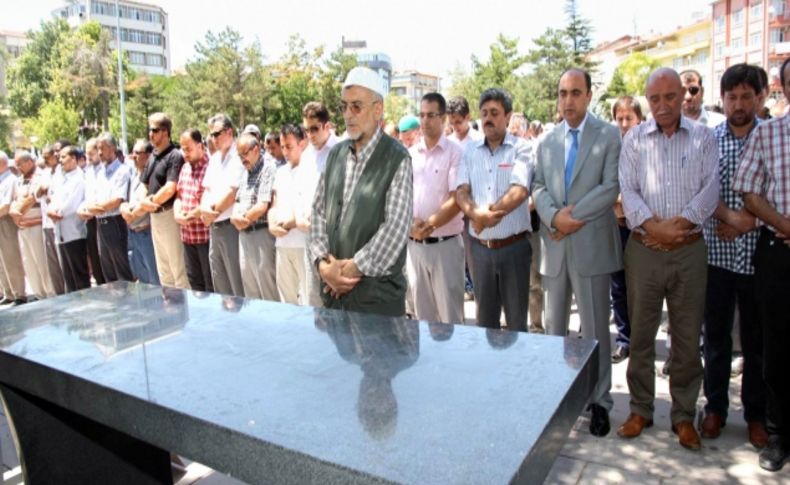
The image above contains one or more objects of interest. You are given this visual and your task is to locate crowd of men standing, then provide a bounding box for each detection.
[0,60,788,472]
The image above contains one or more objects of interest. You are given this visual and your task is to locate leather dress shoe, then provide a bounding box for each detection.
[759,436,789,472]
[748,421,769,449]
[0,297,13,305]
[699,412,725,439]
[588,404,610,437]
[672,421,702,450]
[617,413,653,439]
[611,345,629,364]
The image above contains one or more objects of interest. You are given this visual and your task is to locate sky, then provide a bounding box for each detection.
[2,0,713,79]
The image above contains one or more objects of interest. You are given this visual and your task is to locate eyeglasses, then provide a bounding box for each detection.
[148,127,162,133]
[237,147,255,159]
[419,112,444,119]
[303,125,322,134]
[339,100,378,115]
[687,86,701,96]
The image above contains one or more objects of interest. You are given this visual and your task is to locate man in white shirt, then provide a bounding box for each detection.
[270,124,319,304]
[302,101,339,175]
[201,113,245,297]
[447,96,483,151]
[680,69,726,127]
[37,145,66,295]
[47,146,90,291]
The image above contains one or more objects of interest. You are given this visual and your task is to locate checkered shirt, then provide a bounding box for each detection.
[704,120,761,274]
[733,115,790,230]
[176,155,210,244]
[310,128,413,277]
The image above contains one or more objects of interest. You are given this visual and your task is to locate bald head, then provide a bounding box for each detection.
[646,68,684,135]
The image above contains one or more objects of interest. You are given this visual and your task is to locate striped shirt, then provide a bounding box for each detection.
[732,114,790,229]
[704,120,760,274]
[455,133,532,239]
[310,128,413,277]
[619,117,719,233]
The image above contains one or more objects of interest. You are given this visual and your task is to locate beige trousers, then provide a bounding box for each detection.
[151,209,189,288]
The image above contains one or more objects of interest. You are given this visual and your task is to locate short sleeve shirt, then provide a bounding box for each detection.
[141,144,184,210]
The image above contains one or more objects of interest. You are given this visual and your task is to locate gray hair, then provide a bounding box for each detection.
[208,113,234,131]
[0,151,8,162]
[96,132,118,149]
[15,150,33,163]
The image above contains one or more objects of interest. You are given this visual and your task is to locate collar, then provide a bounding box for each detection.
[63,168,80,179]
[645,116,693,136]
[478,132,519,151]
[564,113,589,139]
[0,170,10,183]
[154,143,175,159]
[351,127,383,159]
[105,159,121,174]
[722,116,761,139]
[416,134,449,153]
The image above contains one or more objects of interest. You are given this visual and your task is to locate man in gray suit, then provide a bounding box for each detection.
[532,68,622,437]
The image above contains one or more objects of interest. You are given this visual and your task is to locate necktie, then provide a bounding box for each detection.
[565,129,579,197]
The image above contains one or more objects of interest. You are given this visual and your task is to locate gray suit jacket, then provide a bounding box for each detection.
[532,115,623,278]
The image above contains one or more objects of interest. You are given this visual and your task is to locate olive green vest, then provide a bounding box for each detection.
[321,134,409,317]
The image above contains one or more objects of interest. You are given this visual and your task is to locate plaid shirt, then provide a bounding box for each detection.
[310,128,413,277]
[733,115,790,230]
[176,155,210,244]
[704,120,761,274]
[233,155,276,222]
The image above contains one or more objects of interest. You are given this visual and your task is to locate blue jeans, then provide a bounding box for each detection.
[128,227,159,285]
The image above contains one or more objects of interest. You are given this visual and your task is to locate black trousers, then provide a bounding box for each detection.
[184,242,213,292]
[86,218,105,285]
[703,265,765,422]
[58,239,91,292]
[96,215,134,283]
[753,228,790,440]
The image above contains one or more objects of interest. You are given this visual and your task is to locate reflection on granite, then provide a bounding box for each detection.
[0,282,597,484]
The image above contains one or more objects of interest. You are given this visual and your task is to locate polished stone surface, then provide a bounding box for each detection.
[0,283,597,484]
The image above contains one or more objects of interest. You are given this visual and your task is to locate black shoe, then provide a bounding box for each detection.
[759,437,790,472]
[611,345,630,364]
[10,298,27,307]
[588,403,610,437]
[0,297,13,305]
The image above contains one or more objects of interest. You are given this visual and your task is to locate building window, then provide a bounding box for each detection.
[128,51,146,65]
[772,0,786,17]
[733,8,744,27]
[751,31,763,46]
[732,37,744,50]
[673,58,684,70]
[771,27,786,43]
[752,1,763,19]
[715,41,725,57]
[715,16,726,32]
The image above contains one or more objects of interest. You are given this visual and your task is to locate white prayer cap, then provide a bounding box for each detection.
[343,67,386,98]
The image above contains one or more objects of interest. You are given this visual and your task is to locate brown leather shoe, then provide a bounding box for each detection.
[699,413,725,439]
[748,421,769,449]
[673,421,702,450]
[617,413,654,439]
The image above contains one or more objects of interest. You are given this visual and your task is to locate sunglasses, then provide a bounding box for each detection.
[210,130,225,138]
[303,125,322,134]
[687,86,701,96]
[148,127,162,133]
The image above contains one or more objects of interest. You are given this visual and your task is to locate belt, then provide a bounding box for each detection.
[473,231,528,250]
[130,224,151,233]
[408,234,458,245]
[97,215,122,225]
[243,221,268,233]
[154,205,173,214]
[211,219,232,229]
[632,231,702,252]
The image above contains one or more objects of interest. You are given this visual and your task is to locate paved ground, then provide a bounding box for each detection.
[1,299,787,484]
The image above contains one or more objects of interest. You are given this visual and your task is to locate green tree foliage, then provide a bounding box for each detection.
[6,19,71,119]
[173,28,272,134]
[383,92,411,126]
[24,98,80,144]
[448,1,598,124]
[609,52,662,96]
